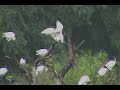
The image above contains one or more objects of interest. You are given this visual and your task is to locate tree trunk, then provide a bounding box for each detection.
[58,36,74,82]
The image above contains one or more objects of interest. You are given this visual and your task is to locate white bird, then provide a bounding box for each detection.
[104,58,116,70]
[52,32,64,43]
[2,32,16,41]
[0,68,8,76]
[78,75,90,85]
[36,49,48,57]
[20,58,26,66]
[36,65,48,76]
[41,20,64,43]
[51,20,64,43]
[41,28,56,35]
[97,67,108,77]
[55,20,63,32]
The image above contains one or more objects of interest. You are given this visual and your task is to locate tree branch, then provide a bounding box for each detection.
[45,50,60,59]
[74,40,84,51]
[45,64,66,85]
[58,36,75,79]
[34,43,58,68]
[44,43,57,57]
[5,55,32,83]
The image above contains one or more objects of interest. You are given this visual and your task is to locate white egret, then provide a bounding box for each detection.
[41,20,64,43]
[41,28,56,35]
[41,20,63,35]
[0,67,8,76]
[97,67,108,77]
[2,32,16,41]
[104,58,116,70]
[78,75,90,85]
[55,20,63,32]
[52,32,64,43]
[20,58,26,66]
[51,20,64,43]
[36,65,48,76]
[36,49,48,57]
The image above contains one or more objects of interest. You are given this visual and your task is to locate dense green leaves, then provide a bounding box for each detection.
[0,5,120,62]
[0,5,120,85]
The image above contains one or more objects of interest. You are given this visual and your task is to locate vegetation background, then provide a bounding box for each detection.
[0,5,120,85]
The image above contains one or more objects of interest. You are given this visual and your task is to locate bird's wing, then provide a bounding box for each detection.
[78,80,83,85]
[105,62,111,67]
[98,68,106,75]
[51,32,61,37]
[7,32,15,37]
[56,20,63,32]
[105,61,114,67]
[52,32,64,43]
[41,28,55,35]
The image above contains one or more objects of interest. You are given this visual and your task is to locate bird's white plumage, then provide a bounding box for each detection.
[97,68,108,77]
[78,75,90,85]
[36,66,48,76]
[41,20,64,43]
[2,32,16,41]
[52,20,64,43]
[52,32,64,43]
[56,20,63,32]
[36,49,48,56]
[0,68,8,76]
[105,60,116,70]
[20,58,26,66]
[41,28,56,35]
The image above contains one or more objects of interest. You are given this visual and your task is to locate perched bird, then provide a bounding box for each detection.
[36,49,48,57]
[97,67,108,77]
[104,56,116,70]
[78,75,90,85]
[36,65,48,76]
[2,32,16,41]
[107,56,116,62]
[52,32,64,43]
[41,28,56,35]
[20,58,26,66]
[55,20,63,33]
[41,20,64,43]
[0,66,8,76]
[51,20,64,43]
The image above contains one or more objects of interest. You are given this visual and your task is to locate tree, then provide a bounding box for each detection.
[0,5,120,85]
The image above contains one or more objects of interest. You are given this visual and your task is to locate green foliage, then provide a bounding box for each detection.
[0,5,120,85]
[63,50,118,85]
[0,50,119,85]
[36,71,56,85]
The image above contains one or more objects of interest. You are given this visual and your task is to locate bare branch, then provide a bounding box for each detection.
[58,36,75,79]
[33,43,58,68]
[34,57,44,68]
[46,64,66,85]
[74,40,84,51]
[5,56,32,82]
[45,50,60,59]
[44,43,57,57]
